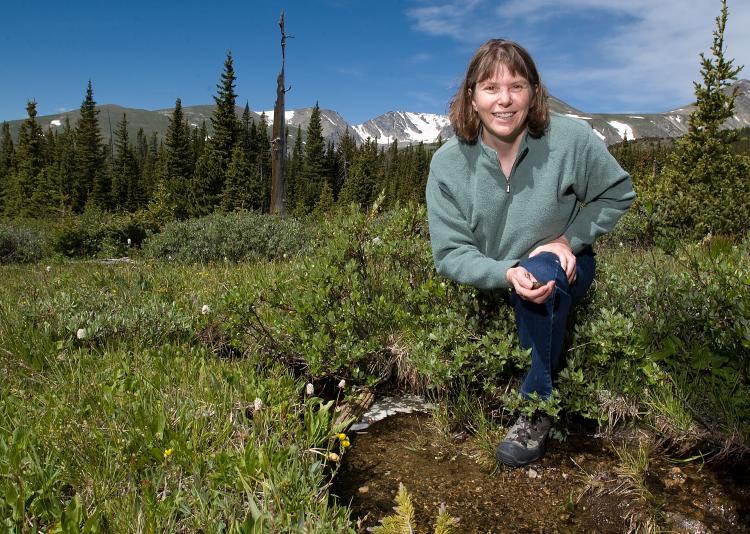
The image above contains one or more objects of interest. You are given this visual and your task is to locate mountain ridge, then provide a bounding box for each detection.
[4,79,749,147]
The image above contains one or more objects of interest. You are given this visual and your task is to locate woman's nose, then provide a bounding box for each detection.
[496,88,512,105]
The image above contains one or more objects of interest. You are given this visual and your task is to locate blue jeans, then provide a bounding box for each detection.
[509,247,596,400]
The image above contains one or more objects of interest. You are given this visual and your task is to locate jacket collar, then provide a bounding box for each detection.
[477,127,531,165]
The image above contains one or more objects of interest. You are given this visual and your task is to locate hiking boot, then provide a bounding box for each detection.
[495,414,552,468]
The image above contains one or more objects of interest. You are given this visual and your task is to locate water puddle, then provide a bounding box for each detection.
[331,408,750,533]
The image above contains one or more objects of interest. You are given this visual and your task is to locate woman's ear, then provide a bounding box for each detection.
[468,88,477,112]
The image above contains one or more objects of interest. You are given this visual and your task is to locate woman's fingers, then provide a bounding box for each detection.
[516,279,554,304]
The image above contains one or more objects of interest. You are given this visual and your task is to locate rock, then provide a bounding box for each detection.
[664,512,710,534]
[527,468,539,479]
[358,486,369,494]
[664,466,687,489]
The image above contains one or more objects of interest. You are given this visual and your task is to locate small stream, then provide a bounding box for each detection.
[331,399,750,533]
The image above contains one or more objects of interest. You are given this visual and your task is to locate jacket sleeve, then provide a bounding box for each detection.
[425,164,517,290]
[563,131,635,252]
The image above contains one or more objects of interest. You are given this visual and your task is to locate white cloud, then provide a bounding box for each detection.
[408,0,750,112]
[407,52,433,64]
[337,67,364,79]
[406,0,486,42]
[407,90,449,111]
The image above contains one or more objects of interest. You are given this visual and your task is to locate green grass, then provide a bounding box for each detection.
[0,260,354,532]
[1,208,748,531]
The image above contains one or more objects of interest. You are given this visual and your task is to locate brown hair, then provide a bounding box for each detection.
[449,39,550,142]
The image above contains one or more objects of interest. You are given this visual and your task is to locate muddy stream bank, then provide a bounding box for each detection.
[330,401,749,533]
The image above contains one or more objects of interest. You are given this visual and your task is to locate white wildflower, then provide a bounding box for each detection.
[306,383,314,396]
[201,304,210,315]
[46,266,52,272]
[127,238,132,246]
[76,328,87,340]
[338,379,346,389]
[372,236,382,245]
[254,397,263,412]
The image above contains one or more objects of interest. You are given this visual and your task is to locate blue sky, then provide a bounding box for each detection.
[2,0,749,125]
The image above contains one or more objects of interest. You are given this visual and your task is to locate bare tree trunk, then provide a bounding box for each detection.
[270,12,288,216]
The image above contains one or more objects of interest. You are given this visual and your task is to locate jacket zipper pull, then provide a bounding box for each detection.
[506,180,510,193]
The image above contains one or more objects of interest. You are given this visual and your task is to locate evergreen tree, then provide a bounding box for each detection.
[194,121,208,163]
[75,80,107,211]
[135,129,159,203]
[163,98,193,218]
[299,103,327,211]
[654,0,750,242]
[50,118,76,215]
[110,114,141,211]
[142,179,175,229]
[0,122,15,214]
[335,128,357,199]
[221,144,261,211]
[135,128,148,164]
[382,139,399,207]
[9,101,46,216]
[211,51,239,166]
[240,103,254,152]
[255,112,271,212]
[325,139,338,191]
[339,138,378,208]
[286,126,304,213]
[29,166,64,217]
[190,148,223,217]
[313,181,334,218]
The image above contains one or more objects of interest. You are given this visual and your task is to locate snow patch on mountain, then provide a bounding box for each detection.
[608,120,634,140]
[353,111,451,145]
[262,110,295,123]
[50,119,62,127]
[565,113,592,120]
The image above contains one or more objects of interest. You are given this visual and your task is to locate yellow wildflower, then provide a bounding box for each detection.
[342,440,351,448]
[337,433,347,441]
[163,448,173,459]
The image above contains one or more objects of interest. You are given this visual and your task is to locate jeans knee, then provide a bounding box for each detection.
[521,252,567,288]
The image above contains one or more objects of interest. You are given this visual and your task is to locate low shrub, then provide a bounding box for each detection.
[141,210,313,263]
[0,221,47,263]
[559,236,750,453]
[51,209,148,258]
[220,206,750,456]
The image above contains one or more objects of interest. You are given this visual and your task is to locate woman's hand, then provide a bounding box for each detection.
[506,266,555,304]
[530,235,576,284]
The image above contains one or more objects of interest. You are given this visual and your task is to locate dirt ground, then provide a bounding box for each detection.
[331,412,750,533]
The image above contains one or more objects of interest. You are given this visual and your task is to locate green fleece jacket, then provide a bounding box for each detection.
[425,113,635,290]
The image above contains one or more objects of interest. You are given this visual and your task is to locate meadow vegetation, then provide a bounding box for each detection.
[1,203,749,531]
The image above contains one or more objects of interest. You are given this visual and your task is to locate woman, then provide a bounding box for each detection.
[425,39,635,467]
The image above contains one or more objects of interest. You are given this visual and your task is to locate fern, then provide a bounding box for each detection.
[373,483,458,534]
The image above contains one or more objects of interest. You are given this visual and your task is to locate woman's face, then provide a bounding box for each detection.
[471,66,532,152]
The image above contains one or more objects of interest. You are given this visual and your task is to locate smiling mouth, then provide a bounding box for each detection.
[492,112,515,119]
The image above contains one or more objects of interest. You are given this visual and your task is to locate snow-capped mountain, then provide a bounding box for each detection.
[262,107,353,144]
[352,111,452,145]
[6,80,749,147]
[351,80,750,146]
